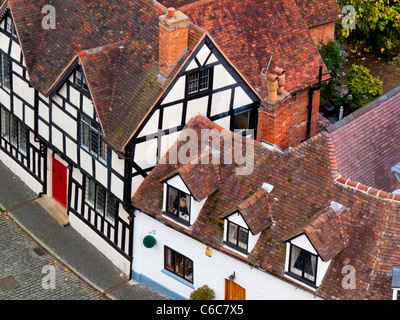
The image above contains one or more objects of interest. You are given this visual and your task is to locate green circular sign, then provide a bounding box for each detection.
[143,235,157,248]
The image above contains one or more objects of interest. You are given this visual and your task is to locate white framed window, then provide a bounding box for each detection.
[166,185,191,224]
[226,220,249,252]
[187,68,210,95]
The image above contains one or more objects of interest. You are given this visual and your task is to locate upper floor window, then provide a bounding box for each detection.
[6,16,17,39]
[75,70,88,91]
[0,53,11,92]
[289,244,317,285]
[81,114,107,164]
[1,108,27,156]
[166,185,191,224]
[187,68,210,95]
[226,220,249,252]
[85,177,117,225]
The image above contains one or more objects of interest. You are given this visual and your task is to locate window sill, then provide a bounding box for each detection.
[284,272,318,290]
[162,211,191,228]
[161,269,194,289]
[223,241,249,257]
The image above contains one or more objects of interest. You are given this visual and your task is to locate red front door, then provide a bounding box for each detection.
[52,158,67,207]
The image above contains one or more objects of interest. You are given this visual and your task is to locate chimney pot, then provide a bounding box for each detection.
[267,74,278,100]
[168,7,176,18]
[274,67,286,94]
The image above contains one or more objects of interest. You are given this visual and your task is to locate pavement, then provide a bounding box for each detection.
[0,160,169,300]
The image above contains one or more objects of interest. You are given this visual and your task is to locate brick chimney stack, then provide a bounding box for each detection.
[159,8,189,77]
[257,67,291,150]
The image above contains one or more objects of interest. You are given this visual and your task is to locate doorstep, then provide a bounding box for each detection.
[36,194,69,227]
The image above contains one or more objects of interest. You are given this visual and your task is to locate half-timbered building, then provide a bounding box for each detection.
[0,0,341,282]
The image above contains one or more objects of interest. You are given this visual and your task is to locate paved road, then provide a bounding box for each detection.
[0,211,108,300]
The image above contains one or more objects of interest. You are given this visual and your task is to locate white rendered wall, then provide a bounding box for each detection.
[133,210,320,300]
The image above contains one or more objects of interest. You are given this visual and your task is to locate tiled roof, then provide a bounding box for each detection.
[328,86,400,193]
[294,0,342,28]
[8,0,205,151]
[161,151,221,201]
[132,111,400,300]
[159,0,331,93]
[221,188,274,235]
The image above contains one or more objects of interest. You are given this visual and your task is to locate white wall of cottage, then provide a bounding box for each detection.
[132,210,320,300]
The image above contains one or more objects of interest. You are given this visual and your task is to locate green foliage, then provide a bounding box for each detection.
[346,64,383,107]
[190,285,216,300]
[318,40,347,104]
[338,0,400,56]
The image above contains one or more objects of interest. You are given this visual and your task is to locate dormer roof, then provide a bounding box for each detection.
[161,152,221,201]
[283,203,348,262]
[221,188,274,235]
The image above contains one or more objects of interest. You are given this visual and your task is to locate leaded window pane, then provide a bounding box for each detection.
[96,187,106,215]
[19,123,27,156]
[228,222,238,245]
[1,53,10,92]
[188,72,199,94]
[105,194,116,225]
[10,116,18,147]
[85,178,95,208]
[1,108,9,141]
[238,227,249,250]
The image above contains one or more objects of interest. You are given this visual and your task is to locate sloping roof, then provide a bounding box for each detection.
[221,188,274,235]
[283,206,347,262]
[294,0,342,28]
[161,151,221,201]
[159,0,331,93]
[328,86,400,193]
[8,0,205,151]
[132,112,400,300]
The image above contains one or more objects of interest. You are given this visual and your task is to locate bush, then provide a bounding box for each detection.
[190,285,215,300]
[346,64,383,107]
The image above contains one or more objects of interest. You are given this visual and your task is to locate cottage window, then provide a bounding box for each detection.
[187,68,210,95]
[164,246,193,283]
[75,70,88,91]
[81,114,107,163]
[166,185,191,223]
[226,220,249,252]
[289,244,317,284]
[0,53,10,92]
[6,16,17,39]
[85,177,116,225]
[1,108,27,156]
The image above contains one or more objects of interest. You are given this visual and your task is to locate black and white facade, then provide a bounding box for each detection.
[0,9,260,276]
[128,37,259,195]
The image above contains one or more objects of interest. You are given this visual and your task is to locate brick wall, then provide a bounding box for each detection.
[309,23,336,46]
[258,89,321,150]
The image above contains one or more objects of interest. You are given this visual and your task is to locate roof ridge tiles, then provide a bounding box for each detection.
[334,174,400,203]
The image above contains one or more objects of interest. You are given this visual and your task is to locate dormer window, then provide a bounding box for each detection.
[166,185,191,224]
[226,220,249,252]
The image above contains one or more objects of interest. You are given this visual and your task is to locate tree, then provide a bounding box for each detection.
[338,0,400,56]
[346,64,383,107]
